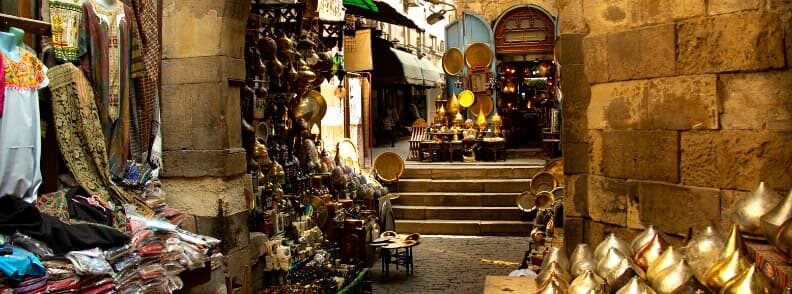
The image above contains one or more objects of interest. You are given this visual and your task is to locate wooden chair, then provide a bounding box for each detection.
[407,118,428,161]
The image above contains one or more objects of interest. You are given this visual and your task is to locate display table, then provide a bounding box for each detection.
[483,276,537,294]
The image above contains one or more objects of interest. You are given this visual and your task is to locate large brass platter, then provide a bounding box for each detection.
[336,138,360,173]
[442,47,464,76]
[373,151,404,182]
[464,42,493,69]
[294,90,327,127]
[469,95,493,117]
[531,171,558,194]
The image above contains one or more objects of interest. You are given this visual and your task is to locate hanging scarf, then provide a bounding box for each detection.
[0,52,4,117]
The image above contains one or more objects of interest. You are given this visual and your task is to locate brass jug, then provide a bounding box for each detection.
[687,226,724,281]
[647,246,683,286]
[733,182,782,238]
[595,233,633,261]
[704,249,752,292]
[720,264,779,294]
[631,225,660,254]
[634,234,669,271]
[569,270,606,294]
[762,189,792,247]
[616,276,657,294]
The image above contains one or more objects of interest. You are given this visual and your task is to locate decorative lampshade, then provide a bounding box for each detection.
[438,105,446,117]
[453,112,464,127]
[476,108,488,130]
[491,111,502,127]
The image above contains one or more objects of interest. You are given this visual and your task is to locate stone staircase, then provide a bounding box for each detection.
[392,161,544,236]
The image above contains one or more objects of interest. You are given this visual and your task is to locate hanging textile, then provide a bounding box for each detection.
[49,0,85,62]
[130,0,159,162]
[47,63,150,216]
[79,0,145,178]
[0,53,4,118]
[0,48,48,203]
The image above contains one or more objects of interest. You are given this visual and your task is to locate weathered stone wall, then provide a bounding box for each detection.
[560,0,792,249]
[160,0,252,292]
[452,0,558,24]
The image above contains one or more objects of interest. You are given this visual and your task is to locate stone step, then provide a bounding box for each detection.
[401,165,544,179]
[392,192,520,207]
[398,179,531,193]
[507,148,543,158]
[392,205,523,221]
[395,220,533,236]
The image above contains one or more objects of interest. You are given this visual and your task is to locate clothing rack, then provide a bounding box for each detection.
[0,13,51,36]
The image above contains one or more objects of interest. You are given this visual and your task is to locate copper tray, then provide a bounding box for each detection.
[373,151,404,182]
[464,42,493,69]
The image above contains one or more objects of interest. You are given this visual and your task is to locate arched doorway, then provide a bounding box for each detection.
[492,5,559,152]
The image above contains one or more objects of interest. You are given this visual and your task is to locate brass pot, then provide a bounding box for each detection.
[733,182,782,238]
[569,270,606,294]
[595,233,633,261]
[721,264,779,294]
[686,226,724,281]
[571,244,597,278]
[653,259,708,294]
[722,224,751,260]
[634,233,669,271]
[616,277,657,294]
[631,225,660,254]
[542,247,571,273]
[762,189,792,246]
[538,272,571,293]
[538,261,572,286]
[775,218,792,256]
[647,246,683,286]
[704,249,752,292]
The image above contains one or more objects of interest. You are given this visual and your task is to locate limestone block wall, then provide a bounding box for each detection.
[560,0,792,248]
[159,0,253,291]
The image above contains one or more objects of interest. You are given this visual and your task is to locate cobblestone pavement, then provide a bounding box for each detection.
[370,235,531,294]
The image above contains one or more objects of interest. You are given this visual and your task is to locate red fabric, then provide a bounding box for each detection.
[0,52,5,117]
[80,282,114,294]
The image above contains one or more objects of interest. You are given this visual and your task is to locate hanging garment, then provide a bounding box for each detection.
[0,197,130,254]
[79,0,144,178]
[49,0,85,62]
[130,0,159,161]
[47,63,144,213]
[0,48,48,203]
[0,246,46,281]
[0,53,4,117]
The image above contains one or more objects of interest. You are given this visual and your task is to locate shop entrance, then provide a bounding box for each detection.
[492,6,558,152]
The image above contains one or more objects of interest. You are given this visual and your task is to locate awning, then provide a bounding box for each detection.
[343,0,378,12]
[419,58,445,86]
[344,1,423,31]
[389,48,424,85]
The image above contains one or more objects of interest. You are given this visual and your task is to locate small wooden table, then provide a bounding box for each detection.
[483,276,537,294]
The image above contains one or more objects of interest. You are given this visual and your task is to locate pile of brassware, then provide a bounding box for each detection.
[536,182,792,294]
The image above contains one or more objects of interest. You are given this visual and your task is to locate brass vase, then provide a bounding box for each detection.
[634,234,669,271]
[653,259,708,294]
[762,189,792,247]
[448,92,460,116]
[616,276,657,294]
[721,264,779,294]
[542,247,571,272]
[647,246,683,286]
[571,244,597,278]
[687,226,724,281]
[704,249,752,292]
[632,225,660,254]
[733,182,782,238]
[537,262,572,286]
[722,224,751,260]
[569,270,606,294]
[775,218,792,256]
[595,233,633,261]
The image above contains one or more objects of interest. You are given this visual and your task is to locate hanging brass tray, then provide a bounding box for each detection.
[464,42,493,69]
[442,47,464,76]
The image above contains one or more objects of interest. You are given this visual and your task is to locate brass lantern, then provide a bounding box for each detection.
[491,111,503,137]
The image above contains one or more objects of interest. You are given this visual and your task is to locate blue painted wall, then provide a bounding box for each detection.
[444,12,496,117]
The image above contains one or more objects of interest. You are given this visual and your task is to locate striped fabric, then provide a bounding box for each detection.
[130,0,160,160]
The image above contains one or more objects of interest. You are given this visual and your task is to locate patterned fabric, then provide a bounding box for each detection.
[47,63,150,219]
[79,0,144,178]
[2,51,47,91]
[130,0,159,162]
[49,0,85,62]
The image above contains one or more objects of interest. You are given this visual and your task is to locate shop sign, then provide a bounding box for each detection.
[318,0,345,22]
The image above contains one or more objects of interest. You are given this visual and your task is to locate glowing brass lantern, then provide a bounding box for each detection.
[448,92,460,116]
[491,111,503,137]
[476,108,488,132]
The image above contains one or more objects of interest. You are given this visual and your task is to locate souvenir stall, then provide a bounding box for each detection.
[240,1,410,292]
[0,1,221,294]
[508,179,792,293]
